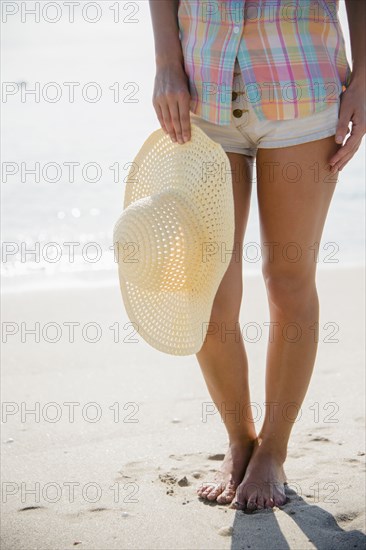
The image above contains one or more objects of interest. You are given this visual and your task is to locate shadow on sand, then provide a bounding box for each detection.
[229,486,366,550]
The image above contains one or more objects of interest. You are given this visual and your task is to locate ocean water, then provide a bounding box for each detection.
[1,1,365,292]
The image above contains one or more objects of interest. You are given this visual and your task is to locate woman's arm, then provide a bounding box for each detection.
[149,0,183,67]
[329,0,366,172]
[345,0,366,85]
[149,0,191,144]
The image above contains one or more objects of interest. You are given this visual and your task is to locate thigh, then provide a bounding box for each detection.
[256,136,340,278]
[211,152,254,312]
[228,152,254,246]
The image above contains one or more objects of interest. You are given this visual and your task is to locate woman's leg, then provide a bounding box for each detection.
[234,135,340,510]
[196,152,257,504]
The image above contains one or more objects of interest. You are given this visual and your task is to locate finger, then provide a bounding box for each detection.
[154,102,168,134]
[330,139,359,168]
[339,135,361,163]
[337,151,358,171]
[168,100,184,144]
[330,150,356,173]
[337,161,350,172]
[177,93,191,142]
[160,102,177,143]
[329,133,361,167]
[334,104,353,144]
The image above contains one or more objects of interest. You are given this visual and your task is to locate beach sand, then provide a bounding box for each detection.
[1,267,365,550]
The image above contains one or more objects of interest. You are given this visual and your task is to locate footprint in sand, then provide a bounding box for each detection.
[158,473,179,496]
[118,452,232,503]
[18,506,45,512]
[157,452,228,500]
[334,511,360,523]
[115,460,148,483]
[157,473,191,504]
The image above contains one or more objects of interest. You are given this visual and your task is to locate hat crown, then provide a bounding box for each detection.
[113,188,206,292]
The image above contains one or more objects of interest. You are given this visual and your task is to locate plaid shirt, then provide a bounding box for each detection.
[177,0,352,125]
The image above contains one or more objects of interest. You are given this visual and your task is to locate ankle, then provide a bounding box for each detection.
[257,438,287,463]
[229,433,258,448]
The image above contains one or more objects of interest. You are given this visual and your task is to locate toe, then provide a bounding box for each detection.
[206,483,224,501]
[257,495,265,510]
[246,488,259,512]
[197,483,208,496]
[197,484,207,496]
[274,489,287,507]
[262,482,274,508]
[230,490,246,510]
[198,483,216,498]
[246,499,257,512]
[216,483,236,504]
[231,500,245,511]
[264,497,275,508]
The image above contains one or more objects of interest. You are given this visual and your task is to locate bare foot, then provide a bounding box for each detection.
[197,438,258,504]
[232,444,288,511]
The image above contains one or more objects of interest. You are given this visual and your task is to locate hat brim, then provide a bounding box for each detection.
[115,123,235,356]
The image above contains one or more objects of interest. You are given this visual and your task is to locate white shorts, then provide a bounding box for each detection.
[190,58,341,157]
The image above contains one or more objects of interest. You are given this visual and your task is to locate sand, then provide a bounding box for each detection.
[1,267,365,550]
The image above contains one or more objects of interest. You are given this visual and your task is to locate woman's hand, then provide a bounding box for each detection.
[329,77,366,173]
[153,61,191,145]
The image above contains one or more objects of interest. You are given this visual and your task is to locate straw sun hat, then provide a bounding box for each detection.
[113,123,235,356]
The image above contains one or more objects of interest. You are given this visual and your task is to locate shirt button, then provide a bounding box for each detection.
[232,91,238,101]
[233,26,240,34]
[233,108,243,118]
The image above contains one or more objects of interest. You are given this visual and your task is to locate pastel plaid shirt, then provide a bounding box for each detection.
[177,0,352,125]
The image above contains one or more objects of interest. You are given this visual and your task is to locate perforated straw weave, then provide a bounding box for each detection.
[113,123,235,356]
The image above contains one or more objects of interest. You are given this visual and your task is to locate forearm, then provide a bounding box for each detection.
[345,0,366,83]
[149,0,183,67]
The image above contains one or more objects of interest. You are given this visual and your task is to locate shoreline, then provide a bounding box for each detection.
[1,263,365,295]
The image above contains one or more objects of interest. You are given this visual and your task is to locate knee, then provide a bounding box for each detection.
[262,265,317,314]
